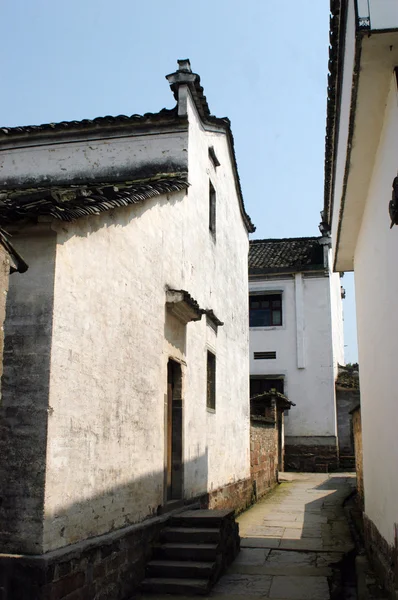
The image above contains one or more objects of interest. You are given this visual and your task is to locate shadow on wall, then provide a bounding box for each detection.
[0,454,209,600]
[53,187,188,244]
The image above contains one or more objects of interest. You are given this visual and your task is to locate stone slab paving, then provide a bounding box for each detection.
[137,472,356,600]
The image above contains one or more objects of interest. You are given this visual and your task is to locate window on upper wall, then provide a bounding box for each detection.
[209,181,216,237]
[249,293,282,327]
[207,350,216,410]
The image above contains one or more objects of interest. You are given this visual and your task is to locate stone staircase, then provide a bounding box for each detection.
[141,509,240,595]
[339,455,356,471]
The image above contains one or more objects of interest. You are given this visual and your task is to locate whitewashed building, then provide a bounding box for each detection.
[325,0,398,592]
[0,60,254,598]
[249,236,344,471]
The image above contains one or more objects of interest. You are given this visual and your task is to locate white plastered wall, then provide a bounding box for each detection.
[354,73,398,545]
[249,274,337,440]
[40,91,250,551]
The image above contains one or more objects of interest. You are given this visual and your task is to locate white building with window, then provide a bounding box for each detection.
[249,236,344,471]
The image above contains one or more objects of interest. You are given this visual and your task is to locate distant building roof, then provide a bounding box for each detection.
[250,390,295,410]
[249,237,325,275]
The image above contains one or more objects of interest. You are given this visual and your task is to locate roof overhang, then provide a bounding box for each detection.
[166,288,204,324]
[335,29,398,271]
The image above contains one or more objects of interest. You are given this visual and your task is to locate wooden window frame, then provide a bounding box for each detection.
[249,293,283,327]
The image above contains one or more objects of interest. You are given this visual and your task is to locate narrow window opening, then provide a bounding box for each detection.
[207,350,216,410]
[209,181,216,237]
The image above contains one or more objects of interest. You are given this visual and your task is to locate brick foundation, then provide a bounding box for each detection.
[284,440,339,472]
[0,477,253,600]
[206,477,253,515]
[363,513,398,596]
[0,514,165,600]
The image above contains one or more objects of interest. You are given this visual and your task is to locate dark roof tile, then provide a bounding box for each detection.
[249,237,325,273]
[0,174,188,223]
[0,108,179,138]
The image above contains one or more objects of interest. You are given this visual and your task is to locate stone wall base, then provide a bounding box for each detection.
[205,477,253,515]
[0,514,164,600]
[0,477,253,600]
[284,437,339,472]
[363,513,397,596]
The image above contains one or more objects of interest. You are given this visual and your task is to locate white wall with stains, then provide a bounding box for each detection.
[3,89,250,552]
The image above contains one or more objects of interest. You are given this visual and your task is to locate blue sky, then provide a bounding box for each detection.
[0,0,358,363]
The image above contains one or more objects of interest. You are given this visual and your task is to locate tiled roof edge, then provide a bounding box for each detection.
[0,174,189,224]
[323,0,345,227]
[0,107,180,139]
[250,236,322,244]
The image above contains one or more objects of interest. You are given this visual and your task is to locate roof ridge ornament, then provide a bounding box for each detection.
[177,59,192,73]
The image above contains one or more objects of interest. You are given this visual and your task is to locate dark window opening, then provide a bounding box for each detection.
[250,377,284,397]
[249,293,282,327]
[207,350,216,410]
[209,181,216,236]
[254,351,276,360]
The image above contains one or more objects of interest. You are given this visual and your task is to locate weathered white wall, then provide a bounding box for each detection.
[354,74,398,545]
[249,274,337,440]
[0,128,188,187]
[30,91,251,551]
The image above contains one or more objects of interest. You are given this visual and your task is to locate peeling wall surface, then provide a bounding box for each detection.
[249,274,339,445]
[1,91,250,553]
[355,74,398,546]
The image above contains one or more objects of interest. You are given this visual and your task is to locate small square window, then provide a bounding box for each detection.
[207,350,216,410]
[249,293,283,327]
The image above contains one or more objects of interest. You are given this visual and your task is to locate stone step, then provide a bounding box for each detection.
[340,455,356,469]
[170,509,234,528]
[141,577,210,595]
[146,559,216,579]
[154,543,219,562]
[161,526,221,544]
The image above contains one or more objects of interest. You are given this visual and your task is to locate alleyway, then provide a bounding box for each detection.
[139,472,356,599]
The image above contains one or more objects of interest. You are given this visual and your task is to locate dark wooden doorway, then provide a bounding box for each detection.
[167,360,183,501]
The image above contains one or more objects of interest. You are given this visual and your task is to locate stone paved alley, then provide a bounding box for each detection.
[138,472,357,600]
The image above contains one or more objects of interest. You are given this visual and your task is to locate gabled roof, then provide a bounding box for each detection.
[0,174,188,223]
[249,237,325,275]
[0,60,255,233]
